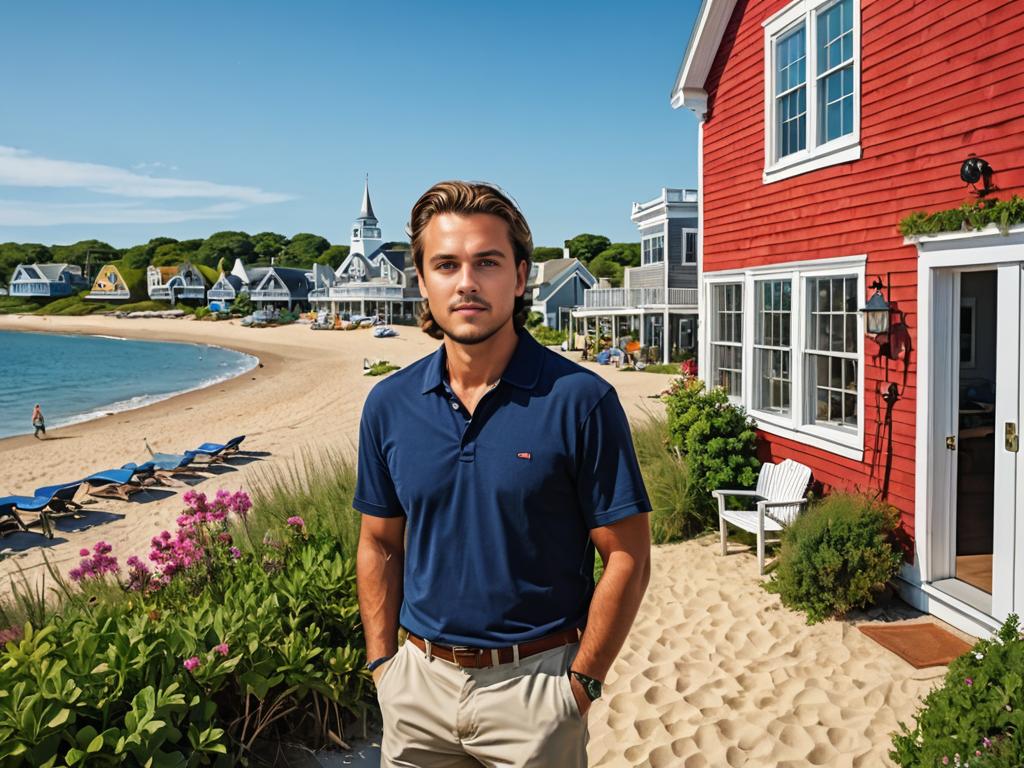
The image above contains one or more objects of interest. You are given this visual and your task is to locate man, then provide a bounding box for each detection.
[32,404,45,439]
[355,180,651,767]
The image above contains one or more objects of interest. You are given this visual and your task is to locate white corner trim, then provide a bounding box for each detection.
[671,0,739,115]
[754,415,864,461]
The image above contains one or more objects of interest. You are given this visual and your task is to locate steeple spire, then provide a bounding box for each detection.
[359,174,376,222]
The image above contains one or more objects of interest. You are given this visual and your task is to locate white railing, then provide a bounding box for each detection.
[309,284,403,301]
[11,280,59,296]
[581,287,697,309]
[250,288,293,300]
[207,288,236,300]
[86,289,130,301]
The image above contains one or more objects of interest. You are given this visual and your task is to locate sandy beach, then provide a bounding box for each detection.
[0,314,945,766]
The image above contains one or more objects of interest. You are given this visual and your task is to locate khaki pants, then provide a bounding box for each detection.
[376,639,589,767]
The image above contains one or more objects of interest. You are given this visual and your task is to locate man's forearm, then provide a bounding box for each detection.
[356,536,404,661]
[571,551,650,681]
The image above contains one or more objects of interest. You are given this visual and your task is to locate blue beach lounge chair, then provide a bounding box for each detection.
[122,453,198,487]
[184,435,246,463]
[78,467,154,502]
[0,482,84,539]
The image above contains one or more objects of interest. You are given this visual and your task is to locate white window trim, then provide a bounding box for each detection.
[682,228,698,265]
[703,255,866,460]
[709,281,745,398]
[642,233,665,265]
[762,0,861,184]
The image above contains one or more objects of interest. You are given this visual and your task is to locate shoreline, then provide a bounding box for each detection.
[0,325,260,441]
[0,317,278,454]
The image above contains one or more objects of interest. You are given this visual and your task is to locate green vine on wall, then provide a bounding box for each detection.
[898,195,1024,238]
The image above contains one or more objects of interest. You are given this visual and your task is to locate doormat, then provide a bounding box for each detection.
[858,622,974,668]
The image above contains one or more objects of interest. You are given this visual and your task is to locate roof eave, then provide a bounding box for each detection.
[670,0,738,117]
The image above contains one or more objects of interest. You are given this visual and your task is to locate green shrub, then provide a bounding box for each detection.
[0,296,46,314]
[276,309,298,324]
[631,414,707,542]
[529,325,566,346]
[664,378,760,511]
[765,493,903,623]
[891,614,1024,767]
[639,363,680,375]
[526,311,544,328]
[194,306,212,320]
[899,195,1024,238]
[365,361,400,376]
[0,455,373,766]
[230,292,253,317]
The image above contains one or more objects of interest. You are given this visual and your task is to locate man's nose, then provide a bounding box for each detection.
[456,263,480,294]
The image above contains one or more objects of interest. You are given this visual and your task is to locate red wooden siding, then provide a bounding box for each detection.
[700,0,1024,545]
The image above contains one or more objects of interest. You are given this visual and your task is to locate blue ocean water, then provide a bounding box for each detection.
[0,331,258,439]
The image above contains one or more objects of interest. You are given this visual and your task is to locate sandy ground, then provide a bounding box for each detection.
[0,314,947,766]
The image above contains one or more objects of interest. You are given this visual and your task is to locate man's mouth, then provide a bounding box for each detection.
[453,304,487,314]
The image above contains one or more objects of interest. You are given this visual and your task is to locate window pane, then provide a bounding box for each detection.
[805,273,859,430]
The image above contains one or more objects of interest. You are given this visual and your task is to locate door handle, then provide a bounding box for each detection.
[1006,422,1019,453]
[946,435,956,451]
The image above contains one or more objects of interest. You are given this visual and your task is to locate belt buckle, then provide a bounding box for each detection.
[449,645,484,668]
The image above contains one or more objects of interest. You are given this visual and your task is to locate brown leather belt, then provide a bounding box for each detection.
[407,627,580,669]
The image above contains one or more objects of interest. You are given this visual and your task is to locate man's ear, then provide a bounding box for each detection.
[515,259,528,297]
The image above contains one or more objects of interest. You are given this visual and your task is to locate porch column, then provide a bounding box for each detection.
[663,308,670,364]
[639,312,645,347]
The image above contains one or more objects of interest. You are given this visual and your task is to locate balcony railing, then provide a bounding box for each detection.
[580,287,697,309]
[207,288,237,300]
[86,289,131,301]
[11,280,61,297]
[250,288,293,301]
[309,284,404,301]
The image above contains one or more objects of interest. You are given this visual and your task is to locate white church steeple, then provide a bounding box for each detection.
[351,175,383,257]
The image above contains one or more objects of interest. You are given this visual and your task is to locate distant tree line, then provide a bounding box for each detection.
[0,230,638,287]
[532,234,641,286]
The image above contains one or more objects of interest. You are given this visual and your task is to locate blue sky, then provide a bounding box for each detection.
[0,1,702,249]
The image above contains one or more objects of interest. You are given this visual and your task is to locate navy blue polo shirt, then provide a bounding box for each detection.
[353,330,650,647]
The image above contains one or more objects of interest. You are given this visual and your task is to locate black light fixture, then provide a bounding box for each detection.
[960,155,995,197]
[861,278,892,336]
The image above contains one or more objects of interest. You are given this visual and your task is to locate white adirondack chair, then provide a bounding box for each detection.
[712,459,812,575]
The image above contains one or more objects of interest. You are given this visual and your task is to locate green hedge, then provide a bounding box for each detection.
[899,195,1024,238]
[891,614,1024,767]
[765,493,903,623]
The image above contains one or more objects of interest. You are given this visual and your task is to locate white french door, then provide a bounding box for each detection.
[932,264,1021,621]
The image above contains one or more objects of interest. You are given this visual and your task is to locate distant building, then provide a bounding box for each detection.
[146,262,208,305]
[86,263,135,302]
[9,263,87,298]
[571,188,698,363]
[309,177,422,321]
[527,256,596,330]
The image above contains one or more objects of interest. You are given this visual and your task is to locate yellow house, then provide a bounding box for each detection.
[86,263,133,302]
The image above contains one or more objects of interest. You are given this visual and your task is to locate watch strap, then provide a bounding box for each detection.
[569,670,603,701]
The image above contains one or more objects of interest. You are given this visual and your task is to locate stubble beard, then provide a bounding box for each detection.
[433,305,514,346]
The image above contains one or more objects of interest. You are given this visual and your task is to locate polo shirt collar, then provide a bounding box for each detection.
[419,329,544,394]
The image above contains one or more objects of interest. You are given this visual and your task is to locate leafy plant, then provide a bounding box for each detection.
[194,306,212,320]
[529,325,566,346]
[365,361,400,376]
[890,614,1024,767]
[230,292,253,317]
[765,493,903,623]
[899,195,1024,238]
[664,377,760,511]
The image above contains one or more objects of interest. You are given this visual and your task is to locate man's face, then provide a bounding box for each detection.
[417,212,527,346]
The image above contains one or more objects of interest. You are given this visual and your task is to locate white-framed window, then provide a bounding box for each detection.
[804,275,859,430]
[683,230,698,264]
[763,0,860,183]
[642,234,664,265]
[703,256,865,459]
[754,278,792,415]
[710,283,743,397]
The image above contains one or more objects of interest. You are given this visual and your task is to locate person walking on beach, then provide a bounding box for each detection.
[355,180,652,767]
[31,404,45,438]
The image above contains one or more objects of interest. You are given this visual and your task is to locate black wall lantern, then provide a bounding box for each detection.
[861,278,891,336]
[960,155,995,197]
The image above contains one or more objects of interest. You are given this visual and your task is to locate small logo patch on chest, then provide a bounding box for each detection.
[516,452,532,460]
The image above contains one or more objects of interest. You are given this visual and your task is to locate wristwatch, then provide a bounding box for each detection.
[569,670,603,701]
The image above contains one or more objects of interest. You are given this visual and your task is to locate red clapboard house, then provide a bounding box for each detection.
[672,0,1024,636]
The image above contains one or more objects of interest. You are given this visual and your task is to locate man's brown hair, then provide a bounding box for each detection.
[409,180,533,339]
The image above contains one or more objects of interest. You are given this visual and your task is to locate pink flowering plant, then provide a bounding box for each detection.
[0,481,370,766]
[891,613,1024,766]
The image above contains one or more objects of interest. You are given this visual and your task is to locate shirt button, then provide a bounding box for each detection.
[451,402,459,410]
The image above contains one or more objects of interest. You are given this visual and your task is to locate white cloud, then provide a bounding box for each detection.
[0,199,247,226]
[132,161,180,173]
[0,146,291,204]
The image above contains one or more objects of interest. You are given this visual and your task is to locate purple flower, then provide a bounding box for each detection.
[286,516,305,528]
[964,677,974,687]
[942,758,949,766]
[68,540,120,582]
[214,642,229,656]
[183,656,200,672]
[229,546,241,560]
[982,737,992,748]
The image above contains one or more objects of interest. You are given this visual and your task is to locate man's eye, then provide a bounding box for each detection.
[437,262,456,271]
[479,260,497,267]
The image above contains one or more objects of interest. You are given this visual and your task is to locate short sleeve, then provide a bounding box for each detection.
[353,394,404,518]
[576,389,651,528]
